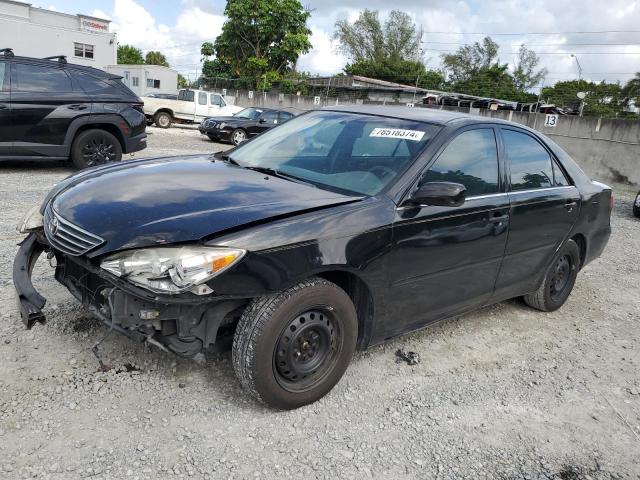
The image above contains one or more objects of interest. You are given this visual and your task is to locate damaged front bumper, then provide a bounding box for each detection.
[13,232,246,358]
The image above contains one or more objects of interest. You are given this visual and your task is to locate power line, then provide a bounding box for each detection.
[425,48,640,55]
[423,30,640,35]
[423,41,640,47]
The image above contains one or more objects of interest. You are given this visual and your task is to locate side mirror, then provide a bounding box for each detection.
[403,181,466,207]
[258,118,266,124]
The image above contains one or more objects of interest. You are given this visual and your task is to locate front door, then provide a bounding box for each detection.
[385,127,509,339]
[493,127,580,299]
[0,60,11,155]
[11,62,90,158]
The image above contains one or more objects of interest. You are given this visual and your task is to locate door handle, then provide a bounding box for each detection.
[489,211,509,223]
[565,200,578,212]
[68,104,88,111]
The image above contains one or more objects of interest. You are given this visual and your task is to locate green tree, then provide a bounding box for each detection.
[541,80,625,116]
[117,44,144,64]
[622,73,640,110]
[211,0,312,81]
[513,44,547,91]
[334,10,423,62]
[177,74,189,88]
[145,51,169,66]
[440,37,499,83]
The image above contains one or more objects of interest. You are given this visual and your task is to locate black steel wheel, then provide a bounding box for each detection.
[71,129,122,169]
[523,239,580,312]
[273,308,342,393]
[233,277,358,409]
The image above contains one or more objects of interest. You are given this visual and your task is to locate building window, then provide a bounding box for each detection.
[132,77,139,87]
[146,78,161,89]
[74,43,94,59]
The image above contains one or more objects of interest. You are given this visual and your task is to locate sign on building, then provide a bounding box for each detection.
[406,103,415,108]
[313,96,321,105]
[79,16,109,33]
[544,114,558,127]
[248,90,254,99]
[222,88,227,96]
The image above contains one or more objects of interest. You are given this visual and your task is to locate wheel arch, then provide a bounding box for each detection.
[570,233,587,269]
[154,108,174,118]
[73,123,126,151]
[314,269,375,351]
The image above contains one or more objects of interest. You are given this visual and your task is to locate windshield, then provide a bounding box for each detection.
[228,110,440,196]
[234,108,263,120]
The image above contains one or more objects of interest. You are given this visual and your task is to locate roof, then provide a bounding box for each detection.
[322,105,476,125]
[4,54,115,78]
[105,64,177,72]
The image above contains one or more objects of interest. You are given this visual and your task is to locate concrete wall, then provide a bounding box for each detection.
[230,89,640,186]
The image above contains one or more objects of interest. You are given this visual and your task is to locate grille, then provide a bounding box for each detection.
[44,206,105,256]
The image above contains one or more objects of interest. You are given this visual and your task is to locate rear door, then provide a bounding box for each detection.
[11,61,90,158]
[0,60,11,155]
[493,127,580,299]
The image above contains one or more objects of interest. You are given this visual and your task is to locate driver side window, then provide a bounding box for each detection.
[0,62,6,90]
[422,128,499,197]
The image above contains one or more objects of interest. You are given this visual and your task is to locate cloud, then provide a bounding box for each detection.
[297,28,347,76]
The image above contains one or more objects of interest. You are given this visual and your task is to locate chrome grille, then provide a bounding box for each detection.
[44,206,104,256]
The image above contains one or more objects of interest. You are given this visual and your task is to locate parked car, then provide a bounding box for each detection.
[634,190,640,217]
[14,106,613,409]
[199,107,296,145]
[143,89,243,128]
[0,49,146,168]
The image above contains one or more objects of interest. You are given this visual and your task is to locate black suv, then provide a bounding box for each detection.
[0,49,146,168]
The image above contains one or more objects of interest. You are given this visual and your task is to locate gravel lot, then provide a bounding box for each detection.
[0,127,639,479]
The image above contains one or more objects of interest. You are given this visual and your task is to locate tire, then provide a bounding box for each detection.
[231,128,246,145]
[523,239,580,312]
[154,111,172,129]
[232,277,358,410]
[633,191,640,218]
[71,129,123,169]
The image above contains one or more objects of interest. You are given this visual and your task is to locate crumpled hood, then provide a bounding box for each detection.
[49,155,358,257]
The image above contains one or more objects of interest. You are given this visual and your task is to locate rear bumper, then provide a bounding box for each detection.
[124,132,147,154]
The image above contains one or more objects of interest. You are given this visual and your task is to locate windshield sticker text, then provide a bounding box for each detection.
[369,128,425,141]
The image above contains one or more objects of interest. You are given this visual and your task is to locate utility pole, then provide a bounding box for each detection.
[570,54,582,80]
[412,73,420,104]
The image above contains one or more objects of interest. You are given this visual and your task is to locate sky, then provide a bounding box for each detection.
[43,0,640,90]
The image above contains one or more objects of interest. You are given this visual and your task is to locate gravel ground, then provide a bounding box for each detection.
[0,127,639,479]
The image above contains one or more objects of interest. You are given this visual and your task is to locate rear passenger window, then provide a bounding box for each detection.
[74,72,109,92]
[0,62,6,90]
[553,161,570,186]
[503,130,553,191]
[14,63,72,92]
[422,128,499,196]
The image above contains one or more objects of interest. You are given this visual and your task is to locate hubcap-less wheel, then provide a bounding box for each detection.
[157,114,170,128]
[549,254,572,301]
[273,308,341,393]
[81,135,116,166]
[232,130,246,145]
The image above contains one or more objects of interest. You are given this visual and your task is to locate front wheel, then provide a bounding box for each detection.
[633,191,640,218]
[71,129,122,169]
[232,277,358,409]
[231,128,246,145]
[523,239,580,312]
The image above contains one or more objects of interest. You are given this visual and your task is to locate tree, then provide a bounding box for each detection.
[211,0,312,82]
[440,37,499,83]
[117,44,144,64]
[145,51,169,67]
[177,74,189,88]
[513,45,547,91]
[334,10,423,62]
[541,80,625,116]
[622,72,640,110]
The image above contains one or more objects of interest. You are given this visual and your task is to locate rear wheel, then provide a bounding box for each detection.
[231,128,246,145]
[232,277,357,409]
[633,191,640,218]
[154,111,172,129]
[71,129,122,169]
[523,239,580,312]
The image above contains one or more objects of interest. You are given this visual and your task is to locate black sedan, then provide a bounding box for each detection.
[14,106,612,409]
[199,107,295,145]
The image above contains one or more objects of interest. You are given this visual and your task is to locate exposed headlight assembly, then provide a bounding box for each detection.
[100,246,246,295]
[17,205,44,233]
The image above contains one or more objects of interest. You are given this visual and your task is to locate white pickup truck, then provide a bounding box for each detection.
[143,89,243,128]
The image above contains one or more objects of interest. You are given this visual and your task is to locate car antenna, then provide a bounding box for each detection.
[42,55,67,64]
[0,48,14,58]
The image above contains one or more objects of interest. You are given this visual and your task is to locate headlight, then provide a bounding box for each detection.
[218,122,226,129]
[17,205,44,233]
[100,246,245,294]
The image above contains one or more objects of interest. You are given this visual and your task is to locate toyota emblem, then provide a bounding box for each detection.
[49,217,59,236]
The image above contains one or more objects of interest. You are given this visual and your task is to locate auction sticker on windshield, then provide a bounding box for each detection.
[369,128,425,141]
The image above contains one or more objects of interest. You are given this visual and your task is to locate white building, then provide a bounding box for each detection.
[104,64,178,97]
[0,0,116,69]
